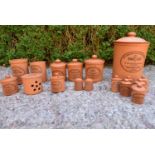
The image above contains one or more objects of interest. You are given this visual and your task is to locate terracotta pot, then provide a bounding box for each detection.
[30,61,47,82]
[112,32,150,80]
[74,78,83,91]
[67,59,83,81]
[84,78,93,91]
[85,55,105,82]
[51,73,65,93]
[111,75,122,92]
[22,73,43,95]
[0,75,18,96]
[9,59,29,84]
[131,82,146,104]
[50,59,66,79]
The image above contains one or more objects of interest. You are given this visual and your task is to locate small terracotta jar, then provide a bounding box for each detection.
[84,78,93,91]
[22,73,43,95]
[140,75,149,92]
[120,78,132,97]
[30,61,47,82]
[50,59,66,78]
[74,78,83,91]
[85,55,105,83]
[112,32,150,80]
[131,82,146,104]
[67,59,83,81]
[51,73,65,93]
[0,75,18,96]
[9,59,29,84]
[111,75,122,92]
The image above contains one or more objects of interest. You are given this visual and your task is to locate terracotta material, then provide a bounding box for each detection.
[120,78,132,97]
[112,32,150,80]
[22,73,43,95]
[140,75,149,92]
[30,61,47,82]
[85,55,105,82]
[50,59,66,78]
[74,78,83,91]
[131,82,146,104]
[84,78,93,91]
[0,75,18,96]
[111,75,122,92]
[67,59,83,81]
[9,59,29,84]
[51,73,65,93]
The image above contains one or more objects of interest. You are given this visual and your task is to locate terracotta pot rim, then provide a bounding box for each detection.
[0,76,17,84]
[9,58,28,64]
[22,73,42,79]
[30,61,46,64]
[114,41,150,45]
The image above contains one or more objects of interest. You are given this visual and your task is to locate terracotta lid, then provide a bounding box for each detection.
[30,61,46,65]
[51,73,65,80]
[121,78,132,85]
[22,73,42,79]
[113,75,121,80]
[0,75,17,84]
[84,55,105,64]
[115,32,149,44]
[75,78,83,82]
[131,82,146,93]
[9,58,28,64]
[68,59,83,66]
[51,59,66,67]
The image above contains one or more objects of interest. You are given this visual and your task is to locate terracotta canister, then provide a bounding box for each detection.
[131,82,146,104]
[120,78,132,97]
[22,73,43,95]
[112,32,150,80]
[30,61,47,82]
[50,59,66,78]
[85,55,105,82]
[74,78,83,91]
[111,75,122,92]
[84,78,93,91]
[51,73,65,93]
[9,59,29,84]
[67,59,83,81]
[0,75,18,96]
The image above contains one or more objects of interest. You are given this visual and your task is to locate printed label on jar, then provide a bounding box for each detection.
[12,66,26,77]
[31,65,42,73]
[120,52,145,73]
[69,69,81,79]
[52,81,62,91]
[3,84,18,95]
[86,67,101,79]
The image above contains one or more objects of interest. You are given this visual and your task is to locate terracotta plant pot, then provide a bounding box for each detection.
[74,78,83,91]
[112,32,150,80]
[111,75,122,92]
[51,73,65,93]
[67,59,83,81]
[85,55,105,83]
[50,59,66,79]
[30,61,47,82]
[22,73,43,95]
[9,59,29,84]
[84,78,93,91]
[0,75,18,96]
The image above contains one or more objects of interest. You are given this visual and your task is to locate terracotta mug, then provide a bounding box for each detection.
[9,59,29,84]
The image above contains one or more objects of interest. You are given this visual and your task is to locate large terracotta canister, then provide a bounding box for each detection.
[67,59,83,81]
[85,55,105,82]
[9,59,29,84]
[112,32,150,80]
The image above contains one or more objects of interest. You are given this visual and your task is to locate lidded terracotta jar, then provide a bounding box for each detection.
[84,78,93,91]
[50,59,66,78]
[67,59,83,81]
[112,32,150,80]
[0,75,18,96]
[51,73,65,93]
[30,61,47,82]
[9,59,29,84]
[74,78,83,91]
[85,55,105,82]
[111,75,122,92]
[22,73,43,95]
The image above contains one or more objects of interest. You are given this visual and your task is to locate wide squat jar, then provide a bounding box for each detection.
[67,59,83,81]
[30,61,47,82]
[85,55,105,82]
[112,32,150,80]
[9,59,29,84]
[50,59,66,79]
[22,73,43,95]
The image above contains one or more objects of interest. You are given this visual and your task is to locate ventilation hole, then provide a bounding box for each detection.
[35,81,38,83]
[39,83,41,85]
[38,87,41,90]
[36,85,38,87]
[33,89,36,91]
[31,84,34,87]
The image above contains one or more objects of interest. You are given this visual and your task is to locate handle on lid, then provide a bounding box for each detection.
[92,55,97,59]
[55,59,61,63]
[127,32,136,37]
[72,59,78,62]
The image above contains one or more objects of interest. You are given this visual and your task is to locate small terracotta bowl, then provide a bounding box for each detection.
[22,73,43,95]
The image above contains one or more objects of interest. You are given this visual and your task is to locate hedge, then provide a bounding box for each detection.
[0,25,155,66]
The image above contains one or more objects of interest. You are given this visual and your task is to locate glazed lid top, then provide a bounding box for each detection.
[115,32,148,43]
[51,59,66,67]
[51,73,65,80]
[9,58,28,64]
[21,73,42,79]
[84,55,105,64]
[0,75,17,84]
[131,82,146,92]
[68,59,83,66]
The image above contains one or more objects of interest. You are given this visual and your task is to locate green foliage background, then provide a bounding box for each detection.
[0,25,155,66]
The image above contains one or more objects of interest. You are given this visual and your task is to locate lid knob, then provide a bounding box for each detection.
[72,59,78,62]
[137,82,143,88]
[5,75,11,79]
[92,55,97,59]
[55,59,61,63]
[114,75,119,78]
[127,32,136,37]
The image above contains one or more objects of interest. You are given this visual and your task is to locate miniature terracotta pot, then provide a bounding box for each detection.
[0,75,18,96]
[9,59,29,84]
[50,59,66,79]
[112,32,150,80]
[74,78,83,91]
[30,61,47,82]
[85,55,105,83]
[67,59,83,81]
[111,75,122,92]
[84,78,93,91]
[51,73,65,93]
[22,73,43,95]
